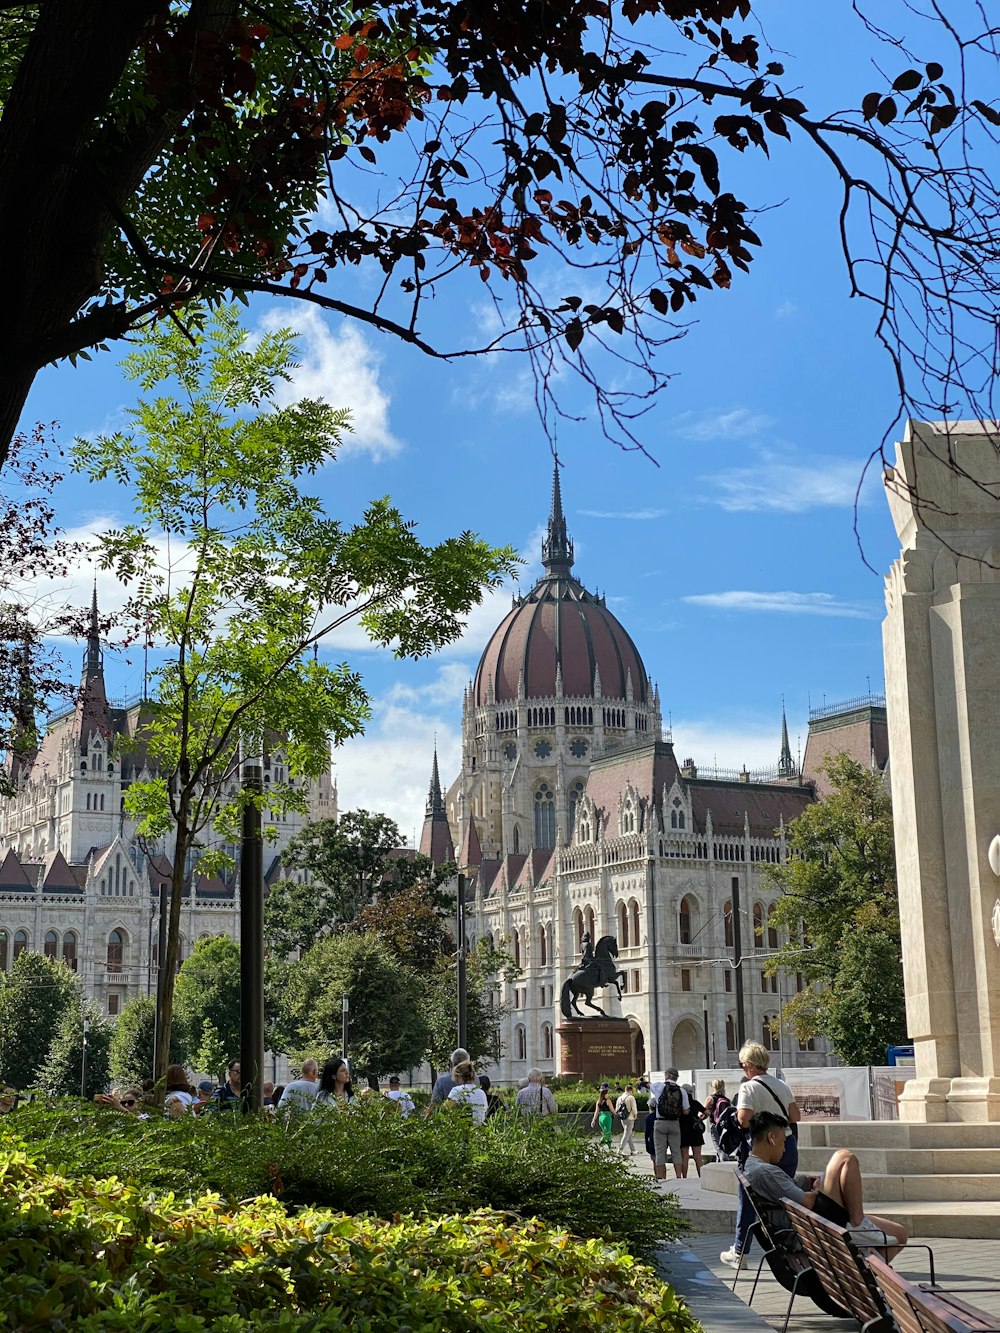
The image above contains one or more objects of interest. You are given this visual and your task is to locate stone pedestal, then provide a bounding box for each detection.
[883,420,1000,1122]
[557,1019,633,1079]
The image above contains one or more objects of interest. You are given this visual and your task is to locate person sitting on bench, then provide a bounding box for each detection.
[743,1112,908,1261]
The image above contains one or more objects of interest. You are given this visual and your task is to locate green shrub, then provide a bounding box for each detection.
[1,1098,685,1257]
[0,1152,701,1331]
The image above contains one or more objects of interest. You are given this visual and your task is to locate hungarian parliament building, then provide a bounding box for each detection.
[2,468,886,1077]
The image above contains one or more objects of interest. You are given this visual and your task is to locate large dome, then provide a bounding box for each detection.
[473,466,649,706]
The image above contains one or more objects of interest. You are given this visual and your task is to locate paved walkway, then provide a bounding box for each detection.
[621,1149,1000,1330]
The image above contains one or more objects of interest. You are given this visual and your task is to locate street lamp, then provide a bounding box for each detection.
[80,1017,90,1098]
[342,993,350,1062]
[456,872,468,1051]
[702,994,711,1068]
[239,736,264,1114]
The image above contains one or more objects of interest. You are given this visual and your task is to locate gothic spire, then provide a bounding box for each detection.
[77,580,109,742]
[84,579,103,682]
[778,699,795,778]
[541,457,574,574]
[425,744,445,817]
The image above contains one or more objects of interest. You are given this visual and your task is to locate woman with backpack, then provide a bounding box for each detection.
[721,1042,800,1271]
[703,1077,731,1159]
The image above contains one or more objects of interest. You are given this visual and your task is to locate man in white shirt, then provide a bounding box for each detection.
[277,1058,320,1113]
[514,1068,557,1116]
[385,1075,416,1117]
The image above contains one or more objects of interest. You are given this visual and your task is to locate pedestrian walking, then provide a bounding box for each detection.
[615,1083,639,1155]
[591,1082,614,1145]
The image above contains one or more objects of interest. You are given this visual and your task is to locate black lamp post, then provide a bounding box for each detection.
[239,739,264,1113]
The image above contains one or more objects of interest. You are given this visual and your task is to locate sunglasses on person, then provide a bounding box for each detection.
[120,1097,137,1107]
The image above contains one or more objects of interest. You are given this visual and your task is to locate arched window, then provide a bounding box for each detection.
[515,1024,527,1061]
[43,930,58,959]
[763,1014,780,1051]
[513,824,520,853]
[621,799,635,834]
[538,923,547,967]
[0,930,7,972]
[107,929,124,970]
[629,899,640,944]
[584,905,596,940]
[512,929,521,969]
[677,810,685,829]
[86,793,91,810]
[578,809,592,843]
[798,1036,816,1053]
[13,929,28,960]
[723,900,734,949]
[100,793,105,811]
[534,783,556,847]
[617,900,629,947]
[678,895,693,945]
[574,907,584,948]
[62,932,78,971]
[542,1023,553,1060]
[767,904,779,950]
[753,901,764,943]
[725,1013,736,1051]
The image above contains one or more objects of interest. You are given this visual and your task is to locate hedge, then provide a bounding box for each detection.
[1,1099,686,1257]
[0,1152,702,1331]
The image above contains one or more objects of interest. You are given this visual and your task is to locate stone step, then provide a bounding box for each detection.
[699,1164,1000,1235]
[797,1121,1000,1151]
[796,1146,1000,1176]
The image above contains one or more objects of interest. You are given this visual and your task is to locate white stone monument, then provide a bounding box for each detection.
[883,420,1000,1122]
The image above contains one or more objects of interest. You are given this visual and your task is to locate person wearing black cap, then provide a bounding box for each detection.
[384,1075,415,1118]
[591,1083,614,1146]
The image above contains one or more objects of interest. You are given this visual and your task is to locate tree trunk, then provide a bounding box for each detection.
[155,809,190,1085]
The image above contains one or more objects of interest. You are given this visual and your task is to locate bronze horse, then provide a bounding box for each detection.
[560,935,626,1019]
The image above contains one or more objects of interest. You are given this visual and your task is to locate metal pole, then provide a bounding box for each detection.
[457,872,468,1051]
[702,994,710,1068]
[80,1017,90,1098]
[342,994,350,1062]
[731,874,746,1051]
[239,743,264,1114]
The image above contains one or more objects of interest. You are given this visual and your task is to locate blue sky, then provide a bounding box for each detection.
[15,1,975,841]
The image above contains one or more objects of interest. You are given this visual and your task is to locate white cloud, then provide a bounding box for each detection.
[333,686,463,842]
[579,508,667,521]
[774,300,797,319]
[683,590,878,620]
[257,305,400,459]
[669,407,775,441]
[668,715,791,773]
[703,456,867,512]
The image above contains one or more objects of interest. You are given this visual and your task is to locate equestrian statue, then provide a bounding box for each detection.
[560,932,626,1019]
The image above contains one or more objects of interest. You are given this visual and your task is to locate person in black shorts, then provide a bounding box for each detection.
[743,1112,907,1260]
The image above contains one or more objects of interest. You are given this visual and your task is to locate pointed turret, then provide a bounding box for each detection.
[77,582,109,744]
[540,457,574,574]
[418,746,455,865]
[778,700,795,778]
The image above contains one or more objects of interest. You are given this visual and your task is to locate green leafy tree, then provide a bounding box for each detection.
[423,940,517,1073]
[173,936,242,1065]
[1,5,998,478]
[193,1019,229,1084]
[278,932,429,1082]
[108,996,157,1089]
[0,951,80,1088]
[265,809,455,953]
[38,999,113,1098]
[75,308,516,1082]
[765,753,908,1064]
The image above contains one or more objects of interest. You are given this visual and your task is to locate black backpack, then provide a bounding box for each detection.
[656,1081,683,1120]
[715,1102,746,1157]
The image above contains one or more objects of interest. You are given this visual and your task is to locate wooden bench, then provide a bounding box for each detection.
[867,1254,1000,1333]
[784,1199,898,1332]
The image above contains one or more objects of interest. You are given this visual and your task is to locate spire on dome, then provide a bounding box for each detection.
[77,580,109,743]
[778,699,795,778]
[541,457,574,574]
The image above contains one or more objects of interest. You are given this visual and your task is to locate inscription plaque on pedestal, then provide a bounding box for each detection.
[558,1019,633,1080]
